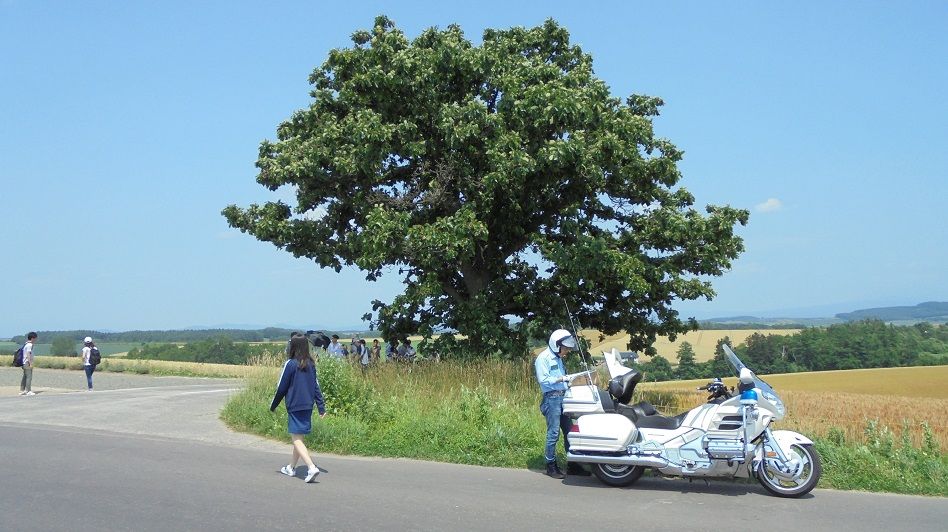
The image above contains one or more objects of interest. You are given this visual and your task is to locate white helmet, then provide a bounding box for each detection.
[548,329,577,352]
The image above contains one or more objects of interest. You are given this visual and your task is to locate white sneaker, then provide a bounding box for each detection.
[24,391,36,396]
[18,391,26,396]
[305,467,320,483]
[280,465,296,477]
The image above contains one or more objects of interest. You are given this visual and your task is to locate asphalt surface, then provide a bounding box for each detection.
[0,367,945,532]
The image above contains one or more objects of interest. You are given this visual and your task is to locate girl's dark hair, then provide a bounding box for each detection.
[288,333,314,371]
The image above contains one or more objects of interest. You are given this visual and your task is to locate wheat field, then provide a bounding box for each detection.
[580,328,801,362]
[642,365,948,448]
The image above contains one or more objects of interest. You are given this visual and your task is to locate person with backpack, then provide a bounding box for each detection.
[271,332,327,483]
[81,336,100,391]
[18,332,37,396]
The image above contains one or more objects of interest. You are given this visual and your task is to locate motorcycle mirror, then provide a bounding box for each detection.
[739,367,755,384]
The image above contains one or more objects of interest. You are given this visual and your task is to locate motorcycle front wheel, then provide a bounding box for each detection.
[592,464,645,487]
[757,443,822,498]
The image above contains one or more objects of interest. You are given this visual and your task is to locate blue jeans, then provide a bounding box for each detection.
[540,393,571,463]
[84,364,95,389]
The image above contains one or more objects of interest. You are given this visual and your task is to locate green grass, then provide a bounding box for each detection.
[221,357,947,496]
[814,422,946,495]
[221,357,547,468]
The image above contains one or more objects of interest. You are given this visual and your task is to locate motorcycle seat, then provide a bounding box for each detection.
[634,411,687,430]
[615,402,686,430]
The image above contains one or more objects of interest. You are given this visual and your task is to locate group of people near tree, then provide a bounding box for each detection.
[305,331,417,366]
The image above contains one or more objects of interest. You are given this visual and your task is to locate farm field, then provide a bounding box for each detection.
[642,365,948,449]
[580,328,801,362]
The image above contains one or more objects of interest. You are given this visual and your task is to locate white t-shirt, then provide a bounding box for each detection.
[23,341,34,366]
[81,346,92,366]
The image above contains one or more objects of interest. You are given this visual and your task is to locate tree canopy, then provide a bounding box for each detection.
[223,17,748,357]
[50,336,76,356]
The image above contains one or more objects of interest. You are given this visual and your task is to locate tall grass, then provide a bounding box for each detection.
[221,357,546,467]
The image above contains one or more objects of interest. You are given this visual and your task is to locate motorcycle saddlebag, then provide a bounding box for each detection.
[567,413,638,452]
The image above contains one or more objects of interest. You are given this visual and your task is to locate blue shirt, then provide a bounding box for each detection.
[327,341,344,358]
[535,348,567,393]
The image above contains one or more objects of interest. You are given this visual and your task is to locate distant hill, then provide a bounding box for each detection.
[836,301,948,323]
[698,318,833,329]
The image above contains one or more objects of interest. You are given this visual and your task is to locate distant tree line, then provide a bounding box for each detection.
[637,320,948,382]
[124,337,280,365]
[696,322,809,330]
[11,328,320,344]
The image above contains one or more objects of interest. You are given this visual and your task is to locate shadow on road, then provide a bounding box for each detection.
[559,472,812,498]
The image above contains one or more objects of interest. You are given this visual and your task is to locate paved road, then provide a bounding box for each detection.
[0,368,945,531]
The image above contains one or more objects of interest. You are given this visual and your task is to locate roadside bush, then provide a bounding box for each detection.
[315,357,373,417]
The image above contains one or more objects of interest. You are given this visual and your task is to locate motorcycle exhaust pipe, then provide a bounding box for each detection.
[567,451,667,468]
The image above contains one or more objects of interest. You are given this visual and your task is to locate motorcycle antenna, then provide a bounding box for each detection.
[564,301,593,377]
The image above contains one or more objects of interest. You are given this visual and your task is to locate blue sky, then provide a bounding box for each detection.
[2,1,946,337]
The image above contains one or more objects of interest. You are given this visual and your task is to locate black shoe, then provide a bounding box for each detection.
[566,463,591,476]
[545,462,565,479]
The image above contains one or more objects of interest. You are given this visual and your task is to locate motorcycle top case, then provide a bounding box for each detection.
[567,413,638,452]
[562,385,604,415]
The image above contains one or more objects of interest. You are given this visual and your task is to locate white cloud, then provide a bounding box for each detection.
[755,198,783,213]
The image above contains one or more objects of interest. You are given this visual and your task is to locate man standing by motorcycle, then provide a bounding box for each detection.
[535,328,579,479]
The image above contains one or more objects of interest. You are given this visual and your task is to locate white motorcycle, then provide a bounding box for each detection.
[561,345,821,497]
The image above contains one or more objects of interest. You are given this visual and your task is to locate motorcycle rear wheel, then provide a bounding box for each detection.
[592,463,645,487]
[757,443,822,498]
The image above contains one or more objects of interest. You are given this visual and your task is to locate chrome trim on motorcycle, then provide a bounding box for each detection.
[566,451,668,468]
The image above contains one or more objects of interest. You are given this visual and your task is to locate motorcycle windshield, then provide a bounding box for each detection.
[722,345,784,413]
[723,344,746,376]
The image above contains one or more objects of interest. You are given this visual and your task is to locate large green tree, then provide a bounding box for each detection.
[223,17,748,357]
[50,336,76,356]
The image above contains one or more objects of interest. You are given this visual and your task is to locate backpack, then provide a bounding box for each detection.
[12,345,24,367]
[89,346,101,365]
